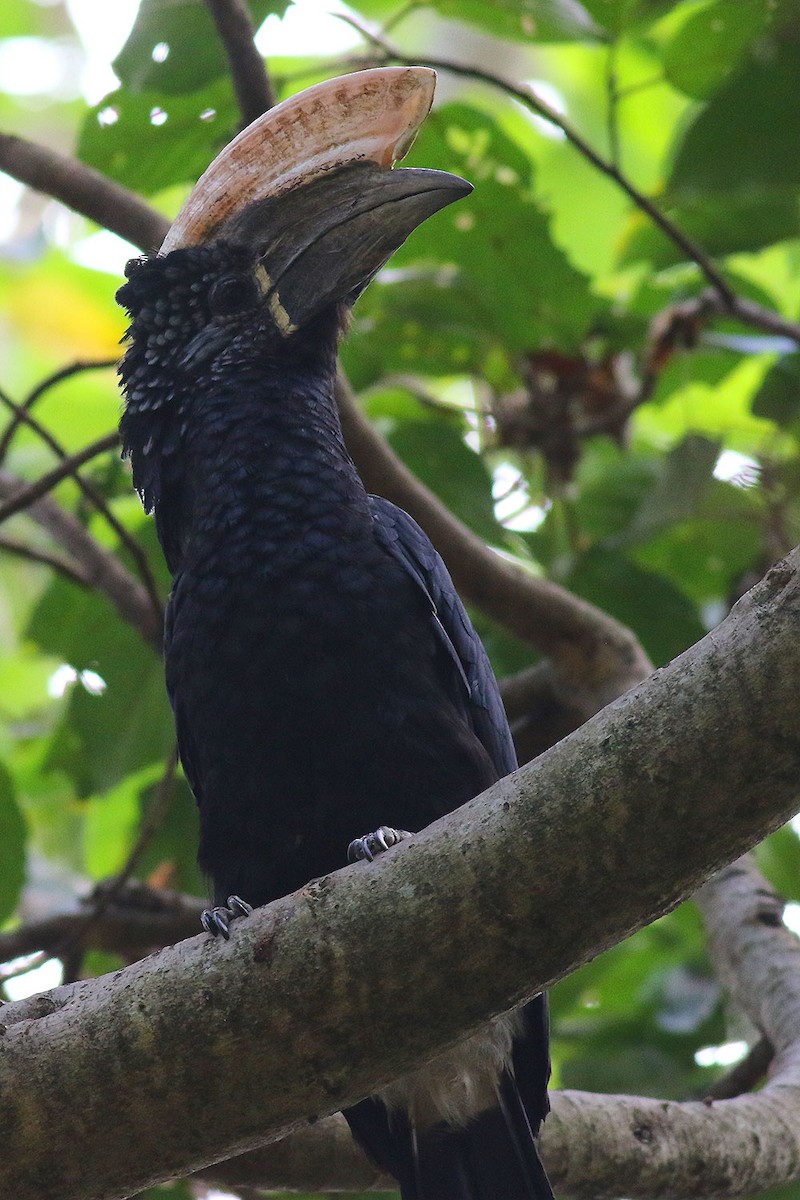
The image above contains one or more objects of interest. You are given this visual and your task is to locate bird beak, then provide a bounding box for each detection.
[219,161,472,336]
[161,67,440,254]
[159,66,472,336]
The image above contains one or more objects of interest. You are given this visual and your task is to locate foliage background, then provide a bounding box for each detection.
[2,1,800,1197]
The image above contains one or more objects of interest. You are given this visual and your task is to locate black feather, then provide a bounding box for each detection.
[118,236,553,1200]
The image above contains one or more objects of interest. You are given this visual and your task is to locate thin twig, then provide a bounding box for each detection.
[337,22,736,304]
[0,132,167,251]
[48,748,180,966]
[205,0,275,123]
[0,468,162,650]
[0,430,120,523]
[0,534,90,588]
[0,388,162,618]
[704,1035,774,1102]
[605,42,621,170]
[0,358,118,466]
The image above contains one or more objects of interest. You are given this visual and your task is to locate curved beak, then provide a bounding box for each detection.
[161,67,439,254]
[160,66,472,337]
[218,161,472,335]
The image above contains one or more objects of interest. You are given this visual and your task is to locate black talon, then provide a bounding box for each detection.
[347,826,412,864]
[200,895,253,939]
[227,895,253,918]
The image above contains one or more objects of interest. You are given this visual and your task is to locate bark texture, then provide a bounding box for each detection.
[0,552,798,1199]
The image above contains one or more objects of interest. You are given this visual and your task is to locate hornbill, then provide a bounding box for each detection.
[117,67,553,1200]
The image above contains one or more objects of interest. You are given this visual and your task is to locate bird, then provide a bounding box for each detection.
[116,67,553,1200]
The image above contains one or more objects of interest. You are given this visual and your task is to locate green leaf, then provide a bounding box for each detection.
[619,194,800,268]
[346,103,604,385]
[619,434,721,548]
[756,825,800,903]
[578,0,676,33]
[751,354,800,428]
[27,578,172,797]
[0,764,27,924]
[633,508,760,607]
[77,78,239,196]
[403,105,603,350]
[135,1182,194,1200]
[113,0,287,94]
[350,0,601,39]
[663,0,779,100]
[669,41,800,202]
[135,774,204,897]
[427,0,602,42]
[572,440,660,542]
[83,765,158,879]
[565,549,705,664]
[364,390,507,544]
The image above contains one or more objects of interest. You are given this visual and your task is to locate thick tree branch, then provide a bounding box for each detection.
[0,549,798,1200]
[205,0,276,122]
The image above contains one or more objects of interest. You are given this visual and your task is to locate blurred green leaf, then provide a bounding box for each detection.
[571,440,660,542]
[78,78,239,195]
[401,104,605,350]
[0,764,26,924]
[751,354,800,428]
[663,0,779,100]
[619,194,800,268]
[135,773,204,897]
[578,0,676,32]
[566,549,706,664]
[27,578,171,797]
[669,41,800,202]
[113,0,286,94]
[756,825,800,903]
[619,435,721,547]
[135,1182,194,1200]
[427,0,602,42]
[364,391,507,544]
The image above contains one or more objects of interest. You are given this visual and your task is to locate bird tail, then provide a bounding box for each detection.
[345,1076,553,1200]
[344,995,554,1200]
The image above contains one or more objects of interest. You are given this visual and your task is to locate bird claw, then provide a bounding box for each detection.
[347,826,412,864]
[200,895,253,940]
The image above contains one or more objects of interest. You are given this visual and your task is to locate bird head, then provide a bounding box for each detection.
[118,68,471,393]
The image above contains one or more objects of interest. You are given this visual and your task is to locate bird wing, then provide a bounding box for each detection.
[163,582,204,808]
[369,495,517,779]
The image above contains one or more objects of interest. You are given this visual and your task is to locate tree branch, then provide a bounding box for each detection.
[0,430,120,523]
[336,371,652,714]
[0,884,202,964]
[0,133,167,251]
[0,358,118,465]
[205,0,275,122]
[0,533,91,588]
[337,28,736,304]
[1,548,798,1200]
[0,468,163,650]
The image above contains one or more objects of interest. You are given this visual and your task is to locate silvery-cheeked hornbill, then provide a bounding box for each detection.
[117,67,553,1200]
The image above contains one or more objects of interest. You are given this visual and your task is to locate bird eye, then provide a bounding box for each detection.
[208,274,258,318]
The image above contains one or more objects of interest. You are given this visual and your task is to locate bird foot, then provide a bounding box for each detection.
[347,826,412,864]
[201,895,253,940]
